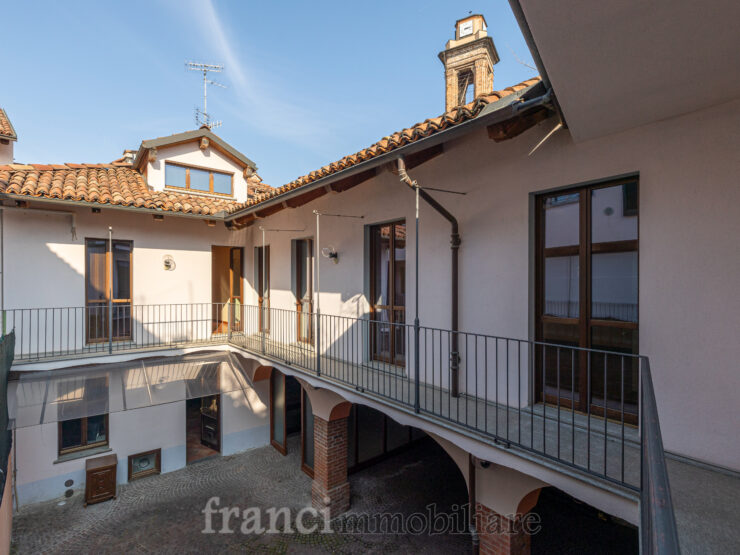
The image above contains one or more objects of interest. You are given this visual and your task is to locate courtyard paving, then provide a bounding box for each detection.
[11,436,471,554]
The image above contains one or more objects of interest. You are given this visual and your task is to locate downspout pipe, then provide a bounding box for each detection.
[396,157,461,397]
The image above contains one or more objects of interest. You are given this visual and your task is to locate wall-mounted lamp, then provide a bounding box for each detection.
[321,246,339,264]
[91,207,101,214]
[153,214,164,222]
[163,255,176,271]
[206,219,217,227]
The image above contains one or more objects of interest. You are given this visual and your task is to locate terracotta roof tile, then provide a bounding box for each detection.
[227,77,540,213]
[0,164,248,216]
[0,109,16,140]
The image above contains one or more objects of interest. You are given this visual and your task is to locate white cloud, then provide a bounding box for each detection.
[191,0,341,155]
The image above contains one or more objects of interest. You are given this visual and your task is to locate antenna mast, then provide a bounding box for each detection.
[186,61,226,129]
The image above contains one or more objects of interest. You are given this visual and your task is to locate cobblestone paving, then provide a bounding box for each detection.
[12,437,470,554]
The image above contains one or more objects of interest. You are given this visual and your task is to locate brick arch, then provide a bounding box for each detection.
[251,365,273,382]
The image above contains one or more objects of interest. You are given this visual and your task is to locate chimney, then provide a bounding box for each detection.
[438,15,500,112]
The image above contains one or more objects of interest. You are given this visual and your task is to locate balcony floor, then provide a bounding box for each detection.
[232,333,640,490]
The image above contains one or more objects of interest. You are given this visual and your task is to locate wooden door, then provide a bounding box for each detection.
[370,221,406,365]
[200,394,220,452]
[535,179,639,418]
[229,248,243,331]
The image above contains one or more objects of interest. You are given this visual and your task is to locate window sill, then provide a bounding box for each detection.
[54,445,112,464]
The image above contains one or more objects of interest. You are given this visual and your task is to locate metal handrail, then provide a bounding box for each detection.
[640,357,681,553]
[5,302,680,549]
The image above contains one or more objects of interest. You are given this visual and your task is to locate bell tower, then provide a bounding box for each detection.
[439,15,500,112]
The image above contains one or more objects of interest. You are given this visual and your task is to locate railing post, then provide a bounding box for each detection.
[227,302,232,343]
[414,318,420,413]
[261,305,266,355]
[315,309,321,376]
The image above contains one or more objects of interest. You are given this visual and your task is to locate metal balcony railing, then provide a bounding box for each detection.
[3,302,679,552]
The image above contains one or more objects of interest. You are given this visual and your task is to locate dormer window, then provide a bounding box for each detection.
[165,161,233,196]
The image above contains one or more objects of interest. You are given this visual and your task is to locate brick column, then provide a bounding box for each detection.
[476,503,531,555]
[311,414,350,519]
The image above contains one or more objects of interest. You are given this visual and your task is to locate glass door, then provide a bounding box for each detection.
[536,179,638,418]
[370,221,406,365]
[255,245,270,333]
[85,239,132,343]
[295,239,313,343]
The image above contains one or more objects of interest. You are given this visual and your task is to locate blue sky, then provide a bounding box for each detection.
[0,1,536,186]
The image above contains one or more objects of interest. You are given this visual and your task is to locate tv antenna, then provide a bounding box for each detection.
[186,61,226,129]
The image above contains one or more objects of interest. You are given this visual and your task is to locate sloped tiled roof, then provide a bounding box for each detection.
[0,108,17,140]
[0,164,244,216]
[240,77,541,208]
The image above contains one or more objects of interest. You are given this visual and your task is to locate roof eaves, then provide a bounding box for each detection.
[133,128,257,171]
[226,81,549,221]
[0,108,18,141]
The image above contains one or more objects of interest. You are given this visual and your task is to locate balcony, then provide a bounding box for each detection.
[4,303,680,552]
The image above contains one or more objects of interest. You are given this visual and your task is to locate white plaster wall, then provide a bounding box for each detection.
[0,141,12,164]
[14,402,186,506]
[249,97,740,471]
[14,373,271,506]
[3,206,251,354]
[146,142,249,202]
[220,380,270,456]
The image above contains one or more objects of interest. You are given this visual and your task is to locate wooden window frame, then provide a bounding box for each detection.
[164,160,234,197]
[85,238,133,344]
[369,220,406,366]
[57,414,110,456]
[534,176,639,422]
[127,448,162,481]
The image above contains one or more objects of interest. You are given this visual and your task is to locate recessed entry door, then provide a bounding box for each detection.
[535,178,639,419]
[369,221,406,365]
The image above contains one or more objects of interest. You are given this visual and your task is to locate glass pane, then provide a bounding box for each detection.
[372,309,391,361]
[590,326,639,413]
[112,303,131,338]
[60,419,82,450]
[591,251,638,322]
[393,309,405,364]
[591,183,638,243]
[271,372,285,446]
[86,414,107,444]
[544,193,579,248]
[302,391,314,469]
[298,240,310,300]
[541,322,580,399]
[212,172,231,195]
[231,249,242,298]
[373,225,391,306]
[544,256,579,318]
[357,405,384,463]
[190,168,210,191]
[393,224,406,307]
[112,242,131,300]
[165,164,187,188]
[86,240,107,301]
